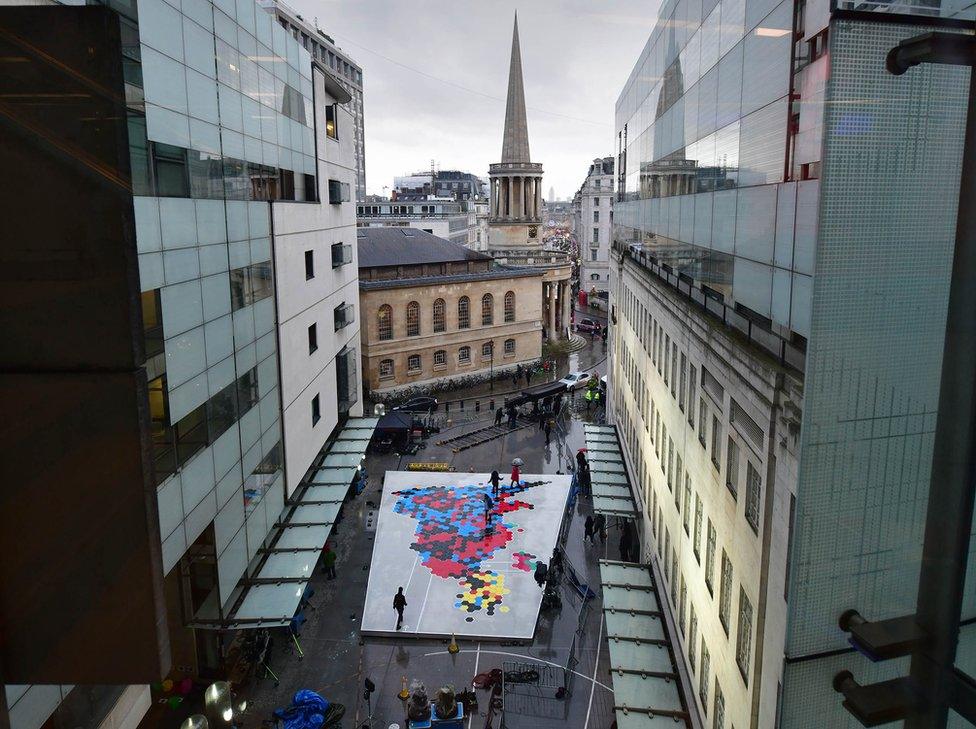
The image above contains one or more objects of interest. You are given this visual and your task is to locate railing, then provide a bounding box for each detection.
[627,245,806,374]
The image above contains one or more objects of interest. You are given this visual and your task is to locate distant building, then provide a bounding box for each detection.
[259,0,366,202]
[394,169,486,201]
[549,186,555,203]
[577,157,614,295]
[357,228,543,395]
[357,199,479,248]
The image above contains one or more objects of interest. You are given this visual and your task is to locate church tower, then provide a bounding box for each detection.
[488,14,543,251]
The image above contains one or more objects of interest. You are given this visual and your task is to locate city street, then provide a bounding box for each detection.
[242,336,616,729]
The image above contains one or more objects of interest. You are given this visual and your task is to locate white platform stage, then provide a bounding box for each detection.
[361,471,572,640]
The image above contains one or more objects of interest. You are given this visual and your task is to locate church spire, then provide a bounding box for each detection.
[501,12,531,163]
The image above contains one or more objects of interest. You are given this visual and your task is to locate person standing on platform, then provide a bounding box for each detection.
[393,587,407,630]
[483,492,494,525]
[515,364,522,386]
[584,515,595,544]
[511,462,521,488]
[489,470,501,497]
[525,367,532,386]
[494,407,503,427]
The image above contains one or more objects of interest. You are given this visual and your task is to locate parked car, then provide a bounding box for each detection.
[559,372,591,391]
[576,317,599,333]
[393,396,439,413]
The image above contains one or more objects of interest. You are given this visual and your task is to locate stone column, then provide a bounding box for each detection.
[507,176,514,220]
[536,178,542,219]
[491,178,497,216]
[561,281,571,338]
[547,282,557,340]
[528,177,535,219]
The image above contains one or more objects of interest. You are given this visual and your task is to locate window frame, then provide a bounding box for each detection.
[377,304,393,341]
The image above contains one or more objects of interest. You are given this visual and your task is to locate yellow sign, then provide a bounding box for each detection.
[407,462,453,472]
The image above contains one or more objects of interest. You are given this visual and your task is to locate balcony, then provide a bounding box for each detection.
[331,242,352,268]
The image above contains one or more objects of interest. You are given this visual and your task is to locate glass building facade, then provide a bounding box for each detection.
[108,0,319,607]
[611,0,976,725]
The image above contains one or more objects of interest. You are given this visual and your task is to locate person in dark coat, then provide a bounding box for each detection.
[515,364,523,386]
[483,492,494,525]
[393,587,407,630]
[619,522,634,562]
[525,367,532,385]
[494,407,503,427]
[576,450,588,471]
[508,405,517,429]
[584,515,595,544]
[534,560,549,588]
[489,470,501,497]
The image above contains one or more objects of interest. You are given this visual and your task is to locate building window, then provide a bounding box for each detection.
[458,346,471,364]
[458,296,470,329]
[504,291,516,322]
[727,438,739,498]
[325,102,338,139]
[683,475,691,534]
[719,551,733,634]
[592,227,599,242]
[593,210,600,223]
[504,338,516,355]
[433,349,446,368]
[379,359,394,379]
[482,293,494,325]
[711,415,722,470]
[407,354,421,372]
[689,364,697,428]
[591,250,598,262]
[378,304,393,340]
[736,587,753,683]
[699,399,708,446]
[705,520,716,594]
[311,394,320,425]
[714,680,725,728]
[331,242,352,267]
[142,289,164,358]
[334,302,354,331]
[482,341,494,359]
[745,462,762,534]
[328,179,350,204]
[679,576,687,635]
[305,250,314,279]
[308,323,317,354]
[679,353,687,411]
[693,494,703,562]
[406,301,420,337]
[433,298,446,332]
[689,605,698,671]
[700,642,710,714]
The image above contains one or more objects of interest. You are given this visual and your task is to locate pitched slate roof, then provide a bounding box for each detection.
[356,227,491,268]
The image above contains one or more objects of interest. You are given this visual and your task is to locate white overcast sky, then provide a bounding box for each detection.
[284,1,662,199]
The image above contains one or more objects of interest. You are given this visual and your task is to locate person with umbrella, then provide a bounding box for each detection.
[511,458,522,487]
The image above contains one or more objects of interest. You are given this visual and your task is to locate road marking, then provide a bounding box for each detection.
[413,571,434,632]
[421,649,612,692]
[584,538,610,729]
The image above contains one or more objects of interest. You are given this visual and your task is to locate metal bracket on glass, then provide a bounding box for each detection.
[839,609,928,662]
[833,672,923,727]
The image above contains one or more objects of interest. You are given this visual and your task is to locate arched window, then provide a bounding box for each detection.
[458,296,470,329]
[504,291,516,322]
[433,298,446,333]
[590,273,600,280]
[481,293,494,326]
[433,350,447,367]
[406,301,420,336]
[482,341,494,359]
[379,358,394,379]
[407,354,421,372]
[458,346,471,364]
[504,338,516,355]
[378,304,392,340]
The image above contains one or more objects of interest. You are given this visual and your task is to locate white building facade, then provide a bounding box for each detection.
[578,156,614,295]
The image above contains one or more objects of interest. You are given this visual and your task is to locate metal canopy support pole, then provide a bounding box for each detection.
[904,36,976,729]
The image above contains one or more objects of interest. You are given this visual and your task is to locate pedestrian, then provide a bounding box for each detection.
[515,364,522,386]
[321,543,337,580]
[585,389,593,411]
[508,405,517,429]
[489,469,501,497]
[525,367,532,386]
[619,522,634,562]
[584,515,595,544]
[494,407,503,427]
[483,492,494,525]
[393,586,407,630]
[511,462,521,487]
[580,466,592,497]
[534,560,549,588]
[544,418,553,445]
[594,513,607,544]
[576,450,588,472]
